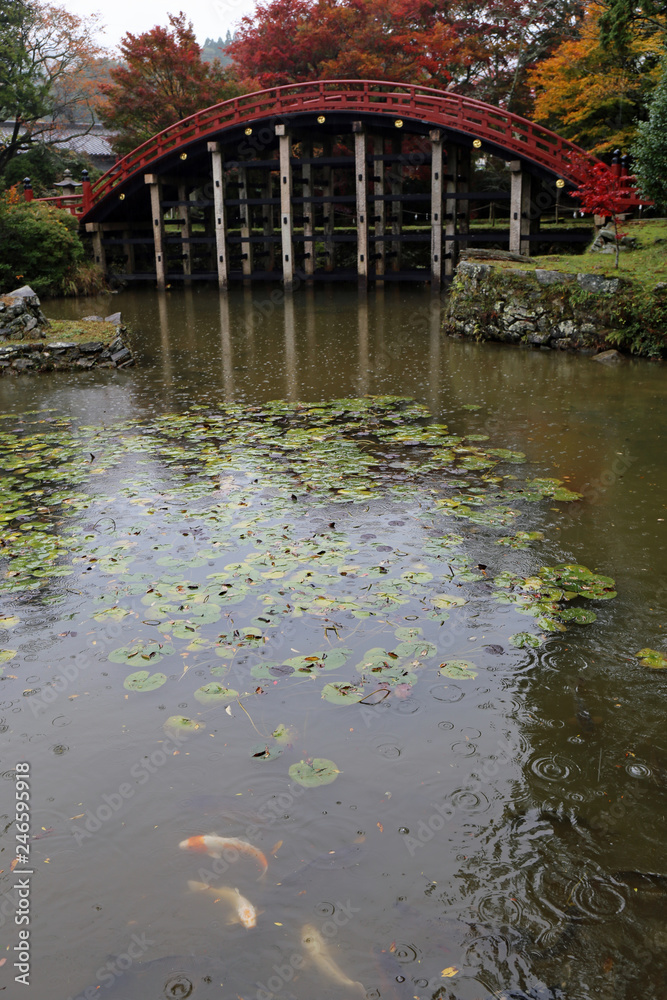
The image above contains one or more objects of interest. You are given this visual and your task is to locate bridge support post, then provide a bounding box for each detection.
[239,164,252,282]
[353,122,368,288]
[85,223,106,274]
[390,135,402,271]
[509,160,532,255]
[123,229,135,275]
[145,174,166,291]
[302,138,314,277]
[429,129,443,289]
[178,183,192,281]
[373,136,385,279]
[276,124,294,290]
[457,146,471,253]
[444,146,457,276]
[208,141,228,290]
[322,137,334,270]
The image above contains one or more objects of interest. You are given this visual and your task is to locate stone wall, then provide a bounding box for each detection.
[0,284,134,375]
[445,261,627,352]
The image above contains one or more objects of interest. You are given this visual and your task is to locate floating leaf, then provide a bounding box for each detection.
[0,616,20,628]
[289,758,340,787]
[272,724,296,744]
[393,640,437,659]
[509,632,542,648]
[250,742,283,760]
[431,595,466,609]
[163,715,205,736]
[538,564,616,600]
[0,649,17,663]
[321,682,366,704]
[123,670,167,692]
[394,626,423,640]
[194,683,239,704]
[439,660,478,679]
[109,640,174,664]
[636,648,667,669]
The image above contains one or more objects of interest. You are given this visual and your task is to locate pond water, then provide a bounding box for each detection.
[1,285,666,1000]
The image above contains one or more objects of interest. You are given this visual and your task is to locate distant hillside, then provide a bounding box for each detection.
[202,32,235,66]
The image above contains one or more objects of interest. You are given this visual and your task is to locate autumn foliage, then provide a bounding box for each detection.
[570,158,630,266]
[99,13,241,156]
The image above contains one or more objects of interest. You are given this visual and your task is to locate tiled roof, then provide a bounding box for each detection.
[0,122,116,158]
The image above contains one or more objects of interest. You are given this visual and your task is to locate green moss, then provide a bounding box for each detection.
[32,319,117,346]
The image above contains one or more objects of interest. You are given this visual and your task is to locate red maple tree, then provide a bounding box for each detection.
[570,160,629,268]
[99,12,242,156]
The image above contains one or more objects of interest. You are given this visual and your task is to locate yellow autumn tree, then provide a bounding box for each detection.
[528,5,664,154]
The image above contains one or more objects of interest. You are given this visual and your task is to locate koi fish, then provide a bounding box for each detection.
[300,924,365,997]
[188,881,258,929]
[179,834,268,878]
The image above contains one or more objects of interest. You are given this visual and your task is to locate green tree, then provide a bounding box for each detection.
[0,1,103,177]
[0,195,84,296]
[632,58,667,208]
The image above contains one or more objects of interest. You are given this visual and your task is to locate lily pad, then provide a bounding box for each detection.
[636,648,667,669]
[439,659,478,679]
[394,626,423,640]
[509,632,542,648]
[288,758,340,787]
[272,723,297,743]
[163,715,206,736]
[0,649,17,663]
[0,616,20,628]
[123,670,167,692]
[539,564,616,600]
[193,683,239,704]
[321,682,366,704]
[109,640,174,665]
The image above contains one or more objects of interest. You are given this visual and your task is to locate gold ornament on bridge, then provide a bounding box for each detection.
[394,119,403,128]
[556,179,565,188]
[180,152,188,160]
[317,116,326,124]
[119,193,125,200]
[473,139,482,149]
[245,127,253,135]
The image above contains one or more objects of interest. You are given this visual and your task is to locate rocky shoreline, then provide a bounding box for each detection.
[0,285,134,375]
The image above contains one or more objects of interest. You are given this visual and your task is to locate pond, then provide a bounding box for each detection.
[1,284,666,1000]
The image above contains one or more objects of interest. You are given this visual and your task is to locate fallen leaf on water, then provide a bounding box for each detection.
[0,958,6,967]
[377,822,384,832]
[10,859,19,872]
[441,967,458,978]
[70,814,85,820]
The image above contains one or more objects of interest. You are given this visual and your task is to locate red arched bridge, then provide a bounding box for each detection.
[37,80,643,288]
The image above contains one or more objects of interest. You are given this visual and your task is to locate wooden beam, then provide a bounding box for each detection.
[177,183,192,280]
[208,141,228,290]
[239,163,252,280]
[85,223,106,273]
[123,229,135,275]
[444,146,457,277]
[276,124,294,289]
[302,138,314,277]
[508,160,532,255]
[144,173,165,291]
[322,136,334,271]
[353,122,368,287]
[429,129,443,289]
[373,136,385,279]
[390,135,402,271]
[457,146,471,254]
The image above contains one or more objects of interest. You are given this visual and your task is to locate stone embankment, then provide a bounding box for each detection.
[445,260,625,352]
[0,286,134,374]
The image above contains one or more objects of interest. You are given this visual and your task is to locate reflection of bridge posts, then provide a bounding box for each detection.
[509,160,532,255]
[262,172,275,273]
[177,183,192,281]
[430,129,443,289]
[276,124,294,289]
[353,122,368,288]
[145,174,166,291]
[123,229,135,275]
[208,141,228,290]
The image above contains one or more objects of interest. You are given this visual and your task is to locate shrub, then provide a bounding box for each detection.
[0,193,86,296]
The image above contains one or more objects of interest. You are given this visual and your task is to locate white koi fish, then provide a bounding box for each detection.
[188,880,257,929]
[179,834,268,878]
[300,924,366,996]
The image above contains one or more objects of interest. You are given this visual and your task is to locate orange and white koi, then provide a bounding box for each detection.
[188,881,257,929]
[300,924,366,996]
[179,834,268,878]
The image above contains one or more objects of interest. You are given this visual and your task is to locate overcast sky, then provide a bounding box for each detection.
[58,0,258,51]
